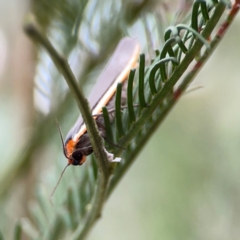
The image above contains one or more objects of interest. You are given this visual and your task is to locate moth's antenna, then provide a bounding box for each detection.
[55,119,68,158]
[50,120,70,201]
[50,163,70,200]
[103,136,125,150]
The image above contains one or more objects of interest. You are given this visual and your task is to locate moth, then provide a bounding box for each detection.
[63,37,140,166]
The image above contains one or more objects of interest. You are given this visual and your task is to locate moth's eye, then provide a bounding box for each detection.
[71,151,83,165]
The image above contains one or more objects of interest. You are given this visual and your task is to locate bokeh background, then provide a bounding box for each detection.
[0,0,240,239]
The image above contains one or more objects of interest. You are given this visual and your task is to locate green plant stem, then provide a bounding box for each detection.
[24,14,111,239]
[108,2,228,196]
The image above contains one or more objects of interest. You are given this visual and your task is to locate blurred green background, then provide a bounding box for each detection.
[0,1,240,240]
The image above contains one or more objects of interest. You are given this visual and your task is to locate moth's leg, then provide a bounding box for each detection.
[92,104,139,117]
[95,118,125,150]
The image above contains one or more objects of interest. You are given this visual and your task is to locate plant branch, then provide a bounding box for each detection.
[24,14,111,239]
[108,1,229,196]
[24,14,110,177]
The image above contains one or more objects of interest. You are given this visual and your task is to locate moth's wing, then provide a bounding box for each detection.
[88,37,139,110]
[64,37,139,143]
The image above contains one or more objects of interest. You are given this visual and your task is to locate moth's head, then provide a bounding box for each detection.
[51,121,87,199]
[65,139,86,166]
[68,150,86,166]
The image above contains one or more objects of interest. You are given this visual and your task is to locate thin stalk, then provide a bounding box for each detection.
[24,15,111,239]
[24,15,110,178]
